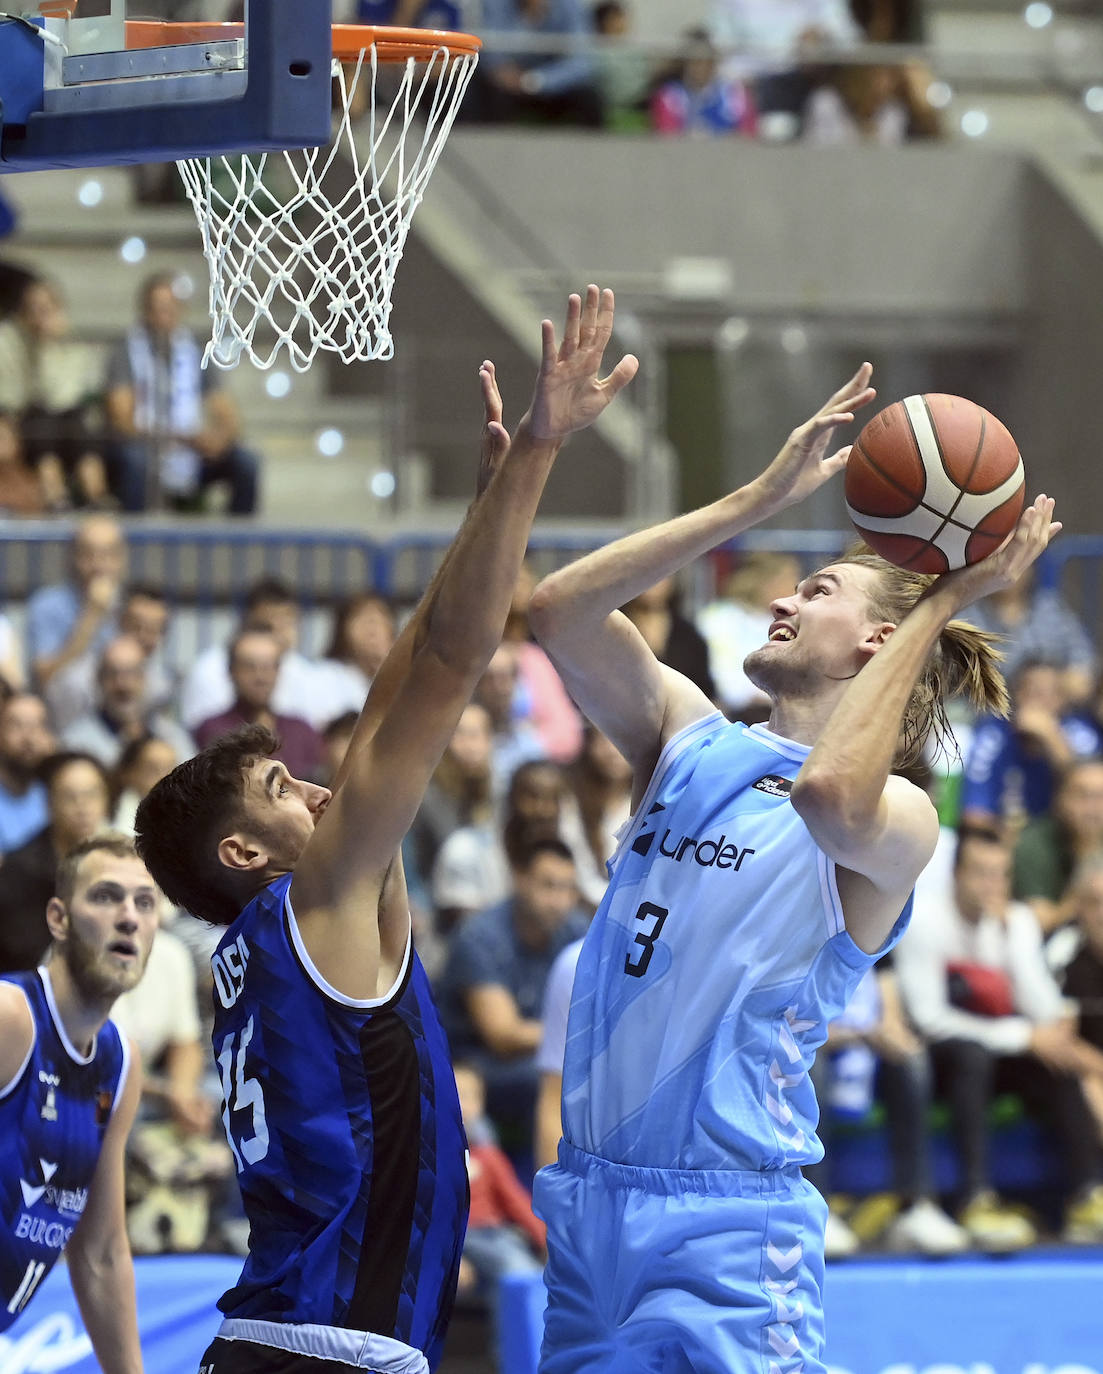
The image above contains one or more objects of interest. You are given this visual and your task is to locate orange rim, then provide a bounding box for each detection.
[124,21,481,61]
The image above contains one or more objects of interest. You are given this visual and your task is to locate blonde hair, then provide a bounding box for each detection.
[840,545,1009,767]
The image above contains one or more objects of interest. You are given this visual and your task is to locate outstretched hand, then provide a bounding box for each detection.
[477,360,510,497]
[526,285,639,442]
[751,363,877,514]
[940,494,1062,609]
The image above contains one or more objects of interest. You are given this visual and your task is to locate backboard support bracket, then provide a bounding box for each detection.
[0,0,333,172]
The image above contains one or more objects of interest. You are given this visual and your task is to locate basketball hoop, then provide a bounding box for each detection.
[126,23,480,372]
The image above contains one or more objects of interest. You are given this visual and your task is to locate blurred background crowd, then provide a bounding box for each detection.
[2,0,1103,1335]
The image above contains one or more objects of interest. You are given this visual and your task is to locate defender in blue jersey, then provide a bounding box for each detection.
[525,364,1062,1374]
[134,287,637,1374]
[0,833,157,1373]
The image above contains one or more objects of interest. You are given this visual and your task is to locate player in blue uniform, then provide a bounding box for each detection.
[133,286,637,1374]
[524,364,1061,1374]
[0,833,157,1373]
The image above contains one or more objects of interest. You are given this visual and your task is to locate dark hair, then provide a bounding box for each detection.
[510,833,574,872]
[322,710,360,743]
[134,724,277,924]
[593,0,625,29]
[952,823,1005,872]
[55,832,142,907]
[839,546,1008,766]
[139,271,177,313]
[323,593,395,662]
[39,750,110,796]
[244,578,296,614]
[506,759,565,807]
[123,583,168,607]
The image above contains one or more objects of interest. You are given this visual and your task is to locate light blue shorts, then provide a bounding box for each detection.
[533,1140,828,1374]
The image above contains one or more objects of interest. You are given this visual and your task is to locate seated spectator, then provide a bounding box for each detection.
[104,272,259,513]
[26,511,126,694]
[567,724,631,880]
[180,578,325,731]
[410,702,496,896]
[534,935,583,1171]
[967,567,1097,708]
[454,1060,544,1304]
[851,0,925,41]
[61,634,193,769]
[0,691,55,855]
[591,0,652,131]
[803,60,939,143]
[0,410,47,515]
[112,907,233,1255]
[696,550,801,722]
[474,644,549,799]
[354,0,462,26]
[433,759,607,929]
[319,710,360,790]
[651,28,756,136]
[1061,858,1103,1138]
[0,750,112,972]
[960,660,1102,834]
[806,964,966,1256]
[46,582,176,732]
[111,733,179,836]
[895,828,1103,1248]
[438,835,590,1147]
[312,592,396,727]
[709,0,859,137]
[468,0,604,128]
[504,563,582,764]
[0,277,109,510]
[194,629,324,783]
[622,576,716,701]
[1013,758,1103,942]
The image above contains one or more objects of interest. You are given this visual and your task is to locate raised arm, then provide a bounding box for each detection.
[528,365,876,776]
[792,496,1062,953]
[293,287,637,996]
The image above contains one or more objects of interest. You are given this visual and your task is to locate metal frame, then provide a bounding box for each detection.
[0,0,333,172]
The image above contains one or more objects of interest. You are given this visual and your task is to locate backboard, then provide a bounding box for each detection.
[0,0,334,172]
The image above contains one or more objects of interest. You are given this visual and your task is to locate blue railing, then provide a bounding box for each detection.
[1,521,1099,651]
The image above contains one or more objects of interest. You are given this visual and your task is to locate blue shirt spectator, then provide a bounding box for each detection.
[25,514,126,692]
[479,0,595,96]
[961,661,1103,828]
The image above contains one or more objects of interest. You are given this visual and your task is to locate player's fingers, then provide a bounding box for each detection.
[560,293,582,357]
[592,287,616,351]
[541,319,558,370]
[825,363,873,410]
[824,446,852,470]
[602,353,640,397]
[578,284,601,350]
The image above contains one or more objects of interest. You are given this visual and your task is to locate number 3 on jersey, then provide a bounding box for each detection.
[217,1015,269,1171]
[624,901,669,978]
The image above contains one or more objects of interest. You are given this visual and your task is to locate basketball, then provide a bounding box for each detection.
[844,394,1026,573]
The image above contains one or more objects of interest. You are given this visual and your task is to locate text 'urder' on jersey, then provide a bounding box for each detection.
[634,825,756,871]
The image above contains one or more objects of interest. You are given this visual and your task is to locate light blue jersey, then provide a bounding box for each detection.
[537,714,912,1374]
[561,714,911,1172]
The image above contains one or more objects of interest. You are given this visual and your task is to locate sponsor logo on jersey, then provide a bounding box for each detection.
[631,803,756,871]
[13,1215,73,1249]
[37,1072,59,1123]
[752,773,792,797]
[94,1090,113,1128]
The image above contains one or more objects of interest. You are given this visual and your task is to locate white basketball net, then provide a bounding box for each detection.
[176,41,478,372]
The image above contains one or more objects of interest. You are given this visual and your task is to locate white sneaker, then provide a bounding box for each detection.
[824,1210,860,1259]
[884,1199,969,1256]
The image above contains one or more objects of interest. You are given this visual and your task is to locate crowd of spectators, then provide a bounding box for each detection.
[1,505,1102,1270]
[350,0,942,142]
[0,271,262,519]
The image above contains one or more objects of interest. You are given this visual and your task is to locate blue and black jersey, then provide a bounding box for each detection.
[211,874,468,1369]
